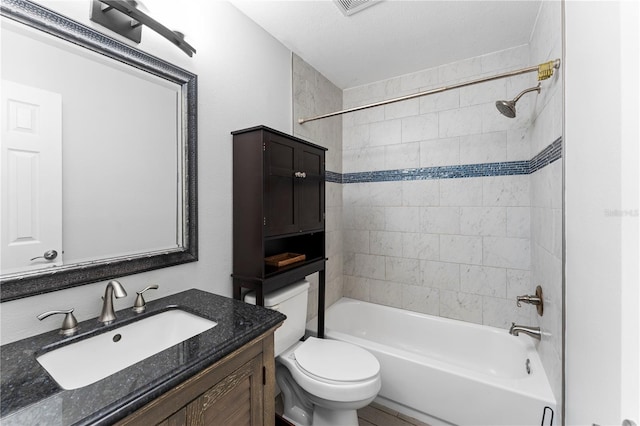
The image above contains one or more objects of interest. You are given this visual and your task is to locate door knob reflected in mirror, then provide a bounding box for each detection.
[30,250,58,262]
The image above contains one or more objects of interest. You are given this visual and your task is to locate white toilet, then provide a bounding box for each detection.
[245,280,381,426]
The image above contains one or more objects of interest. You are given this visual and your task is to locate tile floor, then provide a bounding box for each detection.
[357,402,431,426]
[276,396,430,426]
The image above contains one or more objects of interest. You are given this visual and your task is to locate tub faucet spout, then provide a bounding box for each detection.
[509,322,541,340]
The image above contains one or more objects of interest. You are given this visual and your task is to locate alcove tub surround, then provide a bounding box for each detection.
[0,289,285,425]
[332,0,563,411]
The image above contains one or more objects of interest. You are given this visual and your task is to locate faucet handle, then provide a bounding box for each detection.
[133,285,159,313]
[37,309,78,336]
[515,285,544,316]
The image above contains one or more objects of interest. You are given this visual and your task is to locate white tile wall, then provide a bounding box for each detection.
[370,231,402,256]
[528,0,563,413]
[460,265,506,297]
[420,261,460,290]
[402,285,439,315]
[342,43,536,328]
[402,232,439,260]
[420,206,461,234]
[402,114,439,143]
[460,207,507,237]
[354,253,386,280]
[440,178,483,206]
[291,54,344,319]
[483,237,531,269]
[419,90,459,114]
[439,290,483,323]
[440,235,483,265]
[343,176,532,326]
[401,180,439,206]
[482,175,530,206]
[419,138,460,167]
[385,207,420,232]
[439,105,484,137]
[459,132,507,164]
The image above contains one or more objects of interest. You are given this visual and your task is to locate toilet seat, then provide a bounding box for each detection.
[294,337,379,383]
[278,338,381,402]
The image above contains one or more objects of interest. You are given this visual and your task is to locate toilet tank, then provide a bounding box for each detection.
[244,280,309,357]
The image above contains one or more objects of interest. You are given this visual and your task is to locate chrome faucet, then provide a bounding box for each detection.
[99,280,127,324]
[509,322,541,340]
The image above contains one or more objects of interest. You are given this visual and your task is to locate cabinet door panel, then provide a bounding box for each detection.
[186,355,263,426]
[298,148,325,232]
[157,408,186,426]
[265,136,297,236]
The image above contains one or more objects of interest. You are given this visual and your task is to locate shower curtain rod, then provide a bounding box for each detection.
[297,59,561,124]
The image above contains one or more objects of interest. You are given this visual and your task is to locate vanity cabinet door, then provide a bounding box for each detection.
[157,408,186,426]
[186,354,264,426]
[114,330,276,426]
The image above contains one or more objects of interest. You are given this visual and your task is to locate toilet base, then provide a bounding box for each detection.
[276,363,373,426]
[277,365,313,426]
[311,406,358,426]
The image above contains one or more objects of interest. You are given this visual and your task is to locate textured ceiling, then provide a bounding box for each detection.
[230,0,542,89]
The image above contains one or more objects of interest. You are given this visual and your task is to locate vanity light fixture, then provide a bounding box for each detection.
[90,0,196,57]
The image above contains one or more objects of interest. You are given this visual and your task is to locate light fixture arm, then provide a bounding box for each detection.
[92,0,196,57]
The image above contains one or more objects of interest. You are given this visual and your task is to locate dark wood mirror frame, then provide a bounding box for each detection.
[0,0,198,302]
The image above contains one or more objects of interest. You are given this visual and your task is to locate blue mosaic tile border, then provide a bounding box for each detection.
[326,137,562,184]
[325,170,342,184]
[530,137,562,174]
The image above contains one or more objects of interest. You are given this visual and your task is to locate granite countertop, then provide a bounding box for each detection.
[0,289,286,425]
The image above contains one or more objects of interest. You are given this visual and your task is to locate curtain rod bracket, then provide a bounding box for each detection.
[90,0,196,57]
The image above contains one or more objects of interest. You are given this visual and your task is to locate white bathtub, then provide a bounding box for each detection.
[308,298,556,426]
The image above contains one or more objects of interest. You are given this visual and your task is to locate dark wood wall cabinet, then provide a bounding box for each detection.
[232,126,327,338]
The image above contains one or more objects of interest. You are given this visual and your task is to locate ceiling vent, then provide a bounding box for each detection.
[334,0,382,16]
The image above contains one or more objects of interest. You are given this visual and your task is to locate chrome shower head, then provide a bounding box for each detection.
[496,83,541,118]
[495,100,517,118]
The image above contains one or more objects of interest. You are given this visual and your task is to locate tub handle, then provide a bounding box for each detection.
[516,285,544,316]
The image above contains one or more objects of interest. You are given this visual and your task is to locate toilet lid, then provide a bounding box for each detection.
[294,337,380,382]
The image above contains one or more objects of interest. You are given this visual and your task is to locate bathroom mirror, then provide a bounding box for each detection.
[0,0,198,301]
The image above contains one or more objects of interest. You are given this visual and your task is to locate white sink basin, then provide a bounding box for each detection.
[36,309,217,390]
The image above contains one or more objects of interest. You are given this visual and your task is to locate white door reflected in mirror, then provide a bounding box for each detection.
[1,19,183,277]
[1,80,63,274]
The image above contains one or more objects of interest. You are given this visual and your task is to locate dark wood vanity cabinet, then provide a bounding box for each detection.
[115,328,278,426]
[231,126,327,337]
